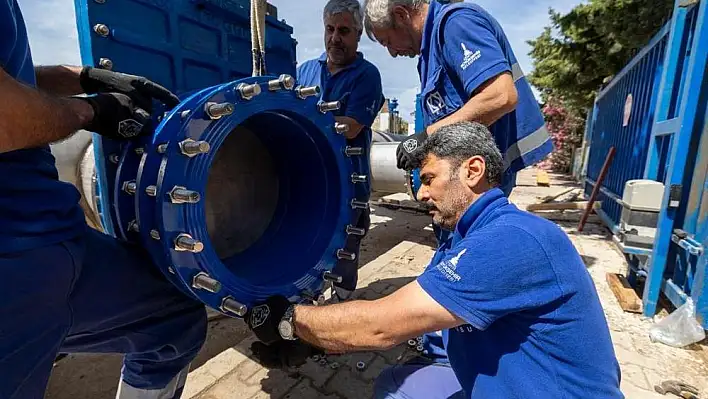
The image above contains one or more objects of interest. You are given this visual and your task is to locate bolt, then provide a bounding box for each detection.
[146,185,157,197]
[336,250,356,261]
[351,174,368,184]
[150,230,161,240]
[192,272,222,293]
[323,271,343,284]
[168,186,201,204]
[205,102,234,120]
[345,146,363,157]
[157,143,168,154]
[122,181,137,195]
[295,85,320,99]
[356,361,366,371]
[127,220,139,232]
[237,83,262,100]
[93,24,110,37]
[334,123,349,135]
[181,110,191,120]
[168,266,175,274]
[350,200,369,210]
[134,147,145,155]
[318,101,341,113]
[221,297,248,316]
[346,225,366,236]
[268,74,295,91]
[94,0,106,3]
[179,139,211,157]
[109,154,120,164]
[174,234,204,253]
[99,58,113,70]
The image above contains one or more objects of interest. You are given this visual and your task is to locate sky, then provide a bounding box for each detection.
[19,0,581,122]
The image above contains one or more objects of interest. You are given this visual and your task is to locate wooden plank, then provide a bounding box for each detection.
[536,170,551,187]
[606,273,642,314]
[527,201,601,212]
[539,187,577,203]
[579,147,615,231]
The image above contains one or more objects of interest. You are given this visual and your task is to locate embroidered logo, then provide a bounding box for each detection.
[460,43,481,70]
[425,91,446,115]
[249,304,270,329]
[436,248,467,282]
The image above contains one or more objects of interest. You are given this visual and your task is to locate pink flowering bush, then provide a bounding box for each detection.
[537,97,585,172]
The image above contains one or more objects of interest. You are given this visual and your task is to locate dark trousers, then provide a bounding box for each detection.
[0,228,207,399]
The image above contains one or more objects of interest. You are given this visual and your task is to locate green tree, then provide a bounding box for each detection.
[528,0,674,113]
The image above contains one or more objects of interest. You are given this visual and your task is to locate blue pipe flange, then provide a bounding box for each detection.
[406,169,422,201]
[111,75,366,317]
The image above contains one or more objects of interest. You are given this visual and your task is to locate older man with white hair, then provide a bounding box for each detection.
[297,0,385,301]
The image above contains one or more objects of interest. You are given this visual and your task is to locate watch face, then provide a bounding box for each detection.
[278,320,294,339]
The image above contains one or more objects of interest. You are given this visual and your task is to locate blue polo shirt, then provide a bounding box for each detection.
[417,189,622,398]
[0,0,85,254]
[418,1,553,187]
[297,52,384,201]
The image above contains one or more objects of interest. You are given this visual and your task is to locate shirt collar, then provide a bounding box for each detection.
[318,51,365,72]
[451,188,508,246]
[420,0,443,56]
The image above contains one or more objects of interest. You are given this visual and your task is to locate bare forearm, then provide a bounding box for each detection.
[0,68,94,153]
[294,301,397,353]
[34,65,84,96]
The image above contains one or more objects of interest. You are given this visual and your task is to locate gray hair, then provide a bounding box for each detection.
[412,122,504,187]
[363,0,427,41]
[324,0,364,35]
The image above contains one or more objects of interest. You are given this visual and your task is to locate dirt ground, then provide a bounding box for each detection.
[45,168,708,399]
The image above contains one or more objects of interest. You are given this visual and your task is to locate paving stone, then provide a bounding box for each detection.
[619,363,649,390]
[360,355,390,382]
[196,371,263,399]
[247,369,300,399]
[295,357,336,387]
[183,367,219,399]
[610,330,636,351]
[380,344,410,364]
[337,351,377,370]
[325,368,374,399]
[620,381,667,399]
[282,379,340,399]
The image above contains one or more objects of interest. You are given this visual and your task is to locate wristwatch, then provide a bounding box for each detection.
[278,305,297,341]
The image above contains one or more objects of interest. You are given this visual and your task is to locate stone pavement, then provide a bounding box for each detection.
[46,168,707,398]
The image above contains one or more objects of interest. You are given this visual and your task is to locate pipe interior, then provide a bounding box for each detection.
[205,111,342,286]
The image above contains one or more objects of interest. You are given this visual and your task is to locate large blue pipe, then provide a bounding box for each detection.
[106,75,364,316]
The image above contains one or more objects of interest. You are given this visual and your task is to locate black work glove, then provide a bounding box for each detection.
[80,66,180,111]
[249,340,324,370]
[396,131,428,170]
[245,295,292,345]
[79,93,151,140]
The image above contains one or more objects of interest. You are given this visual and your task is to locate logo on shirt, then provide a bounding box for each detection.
[426,91,447,115]
[436,248,467,282]
[460,43,481,71]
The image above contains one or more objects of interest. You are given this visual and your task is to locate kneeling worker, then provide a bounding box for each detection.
[246,122,622,399]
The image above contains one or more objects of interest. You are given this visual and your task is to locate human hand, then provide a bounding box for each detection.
[79,66,180,111]
[246,295,293,345]
[78,93,151,140]
[396,131,428,170]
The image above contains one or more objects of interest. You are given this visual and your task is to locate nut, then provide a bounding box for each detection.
[356,361,366,371]
[330,362,340,370]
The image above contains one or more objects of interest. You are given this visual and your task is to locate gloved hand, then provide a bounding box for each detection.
[396,131,428,170]
[78,93,151,140]
[245,295,292,345]
[249,340,324,369]
[79,66,180,111]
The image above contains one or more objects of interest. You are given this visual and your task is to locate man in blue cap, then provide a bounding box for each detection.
[297,0,385,301]
[1,1,206,397]
[361,0,555,374]
[245,122,622,399]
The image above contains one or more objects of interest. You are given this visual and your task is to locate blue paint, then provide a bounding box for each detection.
[72,0,361,313]
[586,0,707,328]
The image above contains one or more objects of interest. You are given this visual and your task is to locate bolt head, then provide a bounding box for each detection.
[94,24,110,37]
[99,58,113,70]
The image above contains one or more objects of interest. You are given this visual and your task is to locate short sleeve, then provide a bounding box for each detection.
[416,225,562,331]
[345,65,383,128]
[440,11,511,98]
